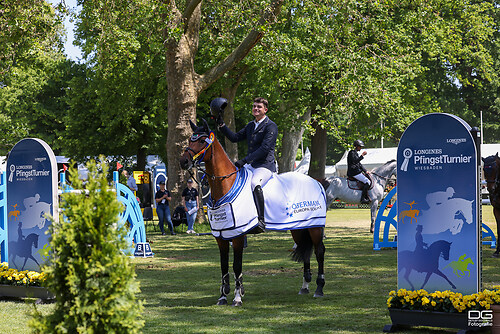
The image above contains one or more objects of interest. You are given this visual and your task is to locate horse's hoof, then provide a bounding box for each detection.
[492,252,500,258]
[232,300,242,307]
[216,298,228,306]
[298,288,309,295]
[313,291,324,298]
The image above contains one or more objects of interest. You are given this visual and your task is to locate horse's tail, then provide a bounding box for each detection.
[291,229,314,263]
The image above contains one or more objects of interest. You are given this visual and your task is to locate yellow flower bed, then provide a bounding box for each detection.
[0,262,47,287]
[387,286,500,313]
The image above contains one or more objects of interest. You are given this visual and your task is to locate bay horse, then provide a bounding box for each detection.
[482,154,500,257]
[179,119,326,306]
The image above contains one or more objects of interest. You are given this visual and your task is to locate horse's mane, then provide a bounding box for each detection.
[372,159,396,174]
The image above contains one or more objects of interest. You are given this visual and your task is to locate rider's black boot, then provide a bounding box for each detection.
[249,185,266,234]
[360,183,371,204]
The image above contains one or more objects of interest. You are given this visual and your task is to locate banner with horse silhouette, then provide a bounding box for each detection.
[6,138,58,272]
[397,113,480,294]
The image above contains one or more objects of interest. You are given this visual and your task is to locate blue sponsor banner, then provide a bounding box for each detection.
[6,138,58,272]
[397,113,480,294]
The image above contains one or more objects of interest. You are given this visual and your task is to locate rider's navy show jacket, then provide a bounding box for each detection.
[220,117,278,172]
[347,149,367,177]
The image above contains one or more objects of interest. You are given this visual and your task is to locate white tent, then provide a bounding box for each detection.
[293,148,337,178]
[480,144,500,159]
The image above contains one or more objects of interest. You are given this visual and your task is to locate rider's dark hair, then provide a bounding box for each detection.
[254,97,268,109]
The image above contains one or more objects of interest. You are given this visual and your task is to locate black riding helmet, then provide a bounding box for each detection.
[210,97,228,117]
[353,139,365,148]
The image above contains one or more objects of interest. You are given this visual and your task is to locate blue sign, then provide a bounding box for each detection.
[133,242,153,257]
[153,165,166,208]
[397,113,480,294]
[6,138,58,272]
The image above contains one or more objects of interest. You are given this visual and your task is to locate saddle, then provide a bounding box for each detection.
[346,173,374,191]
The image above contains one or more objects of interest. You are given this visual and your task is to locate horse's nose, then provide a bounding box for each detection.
[179,156,191,170]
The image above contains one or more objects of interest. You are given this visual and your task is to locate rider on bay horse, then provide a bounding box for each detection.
[347,139,371,204]
[211,97,278,233]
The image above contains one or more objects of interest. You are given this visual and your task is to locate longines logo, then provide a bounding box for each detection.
[447,138,466,145]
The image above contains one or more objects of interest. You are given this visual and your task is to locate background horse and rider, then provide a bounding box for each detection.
[8,233,40,271]
[482,153,500,257]
[324,160,397,233]
[180,119,327,306]
[399,239,456,291]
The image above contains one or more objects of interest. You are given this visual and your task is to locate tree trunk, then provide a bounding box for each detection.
[164,5,201,208]
[136,147,147,171]
[308,119,327,180]
[222,67,247,161]
[278,108,311,173]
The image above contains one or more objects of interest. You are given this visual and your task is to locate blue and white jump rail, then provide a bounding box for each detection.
[0,173,8,262]
[373,186,497,250]
[59,171,151,257]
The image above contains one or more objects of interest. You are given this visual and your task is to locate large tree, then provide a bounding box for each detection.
[163,0,285,201]
[0,0,66,154]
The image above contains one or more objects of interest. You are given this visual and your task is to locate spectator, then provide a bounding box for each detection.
[122,170,138,192]
[155,181,175,235]
[182,179,199,234]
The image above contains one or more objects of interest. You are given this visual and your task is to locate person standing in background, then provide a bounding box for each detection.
[182,179,199,234]
[155,181,175,235]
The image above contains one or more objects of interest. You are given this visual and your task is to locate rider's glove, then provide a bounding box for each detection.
[211,114,225,128]
[234,159,246,168]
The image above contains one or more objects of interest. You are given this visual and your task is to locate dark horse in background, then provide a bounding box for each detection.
[180,119,326,306]
[399,240,456,290]
[482,154,500,257]
[8,233,40,271]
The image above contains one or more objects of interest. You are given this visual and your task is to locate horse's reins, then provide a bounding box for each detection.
[184,131,240,182]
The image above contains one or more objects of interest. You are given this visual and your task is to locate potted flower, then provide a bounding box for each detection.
[0,262,53,300]
[385,287,500,332]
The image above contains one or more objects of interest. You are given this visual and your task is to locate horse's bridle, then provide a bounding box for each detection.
[483,161,500,188]
[183,131,239,182]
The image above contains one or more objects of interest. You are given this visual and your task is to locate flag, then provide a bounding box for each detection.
[63,164,68,172]
[117,162,123,171]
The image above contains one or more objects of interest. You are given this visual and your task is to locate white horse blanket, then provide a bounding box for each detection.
[207,168,327,240]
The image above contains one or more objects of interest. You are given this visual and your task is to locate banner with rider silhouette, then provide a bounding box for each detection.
[6,138,58,272]
[397,113,480,294]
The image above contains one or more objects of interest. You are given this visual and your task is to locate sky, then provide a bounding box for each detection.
[48,0,82,61]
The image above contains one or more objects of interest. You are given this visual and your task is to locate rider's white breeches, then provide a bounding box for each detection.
[353,173,370,185]
[246,165,273,190]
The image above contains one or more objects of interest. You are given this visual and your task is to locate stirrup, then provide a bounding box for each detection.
[248,219,266,234]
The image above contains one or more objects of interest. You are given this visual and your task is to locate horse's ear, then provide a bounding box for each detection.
[189,120,197,132]
[482,157,486,163]
[202,118,210,132]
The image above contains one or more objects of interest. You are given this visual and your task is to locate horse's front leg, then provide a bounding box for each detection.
[231,235,245,306]
[216,238,230,305]
[493,207,500,257]
[370,200,379,233]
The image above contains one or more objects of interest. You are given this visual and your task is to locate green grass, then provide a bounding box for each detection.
[1,208,499,333]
